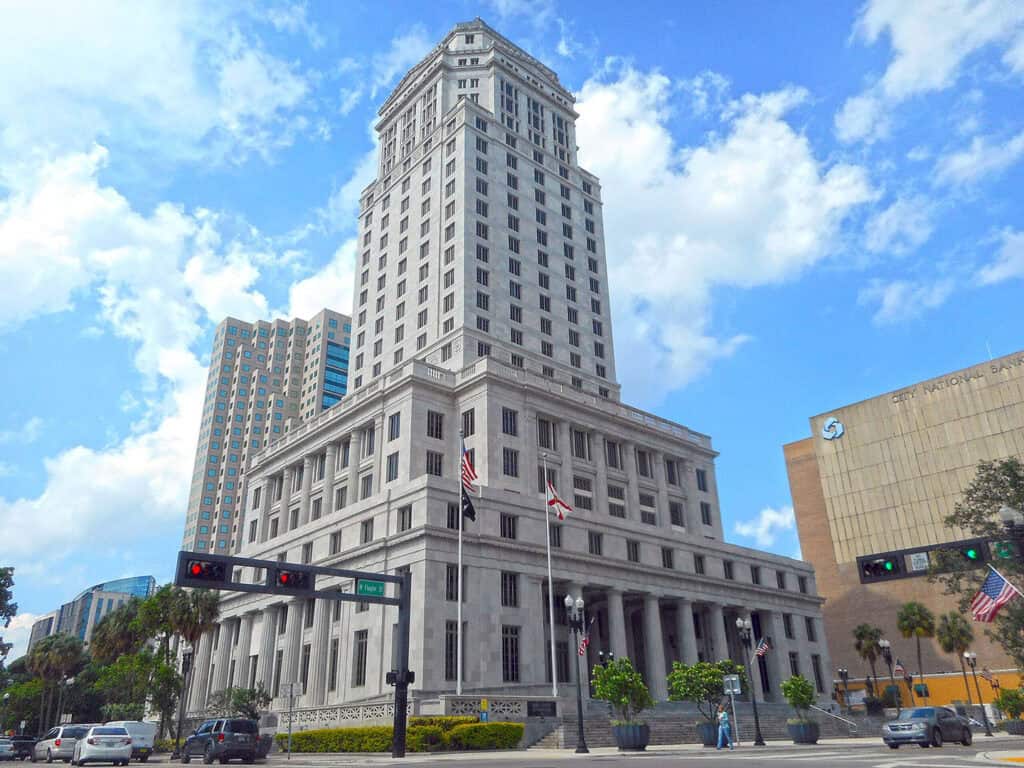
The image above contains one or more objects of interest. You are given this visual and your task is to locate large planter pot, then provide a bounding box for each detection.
[787,721,820,744]
[697,722,718,747]
[611,723,650,751]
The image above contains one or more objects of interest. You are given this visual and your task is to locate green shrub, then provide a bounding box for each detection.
[592,657,654,724]
[271,721,519,753]
[996,688,1024,719]
[445,722,523,750]
[407,715,478,731]
[781,675,816,724]
[153,739,176,753]
[406,725,444,752]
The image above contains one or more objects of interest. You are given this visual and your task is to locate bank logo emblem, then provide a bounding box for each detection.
[822,417,845,441]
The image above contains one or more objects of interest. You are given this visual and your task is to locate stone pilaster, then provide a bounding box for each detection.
[189,631,214,712]
[708,603,729,663]
[676,598,699,665]
[298,456,313,526]
[607,589,628,659]
[258,606,279,690]
[308,599,332,705]
[642,594,668,699]
[235,612,255,689]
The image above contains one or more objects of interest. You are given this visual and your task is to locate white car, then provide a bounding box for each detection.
[102,724,155,763]
[70,728,131,767]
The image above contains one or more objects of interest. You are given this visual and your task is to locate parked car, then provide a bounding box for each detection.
[180,719,257,765]
[32,726,90,763]
[71,727,132,767]
[10,737,37,760]
[102,723,155,763]
[1,739,15,761]
[882,706,973,749]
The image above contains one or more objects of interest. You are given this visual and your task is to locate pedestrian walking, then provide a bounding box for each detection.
[716,703,734,750]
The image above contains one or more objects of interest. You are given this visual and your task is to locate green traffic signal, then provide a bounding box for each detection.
[884,560,894,571]
[965,548,978,560]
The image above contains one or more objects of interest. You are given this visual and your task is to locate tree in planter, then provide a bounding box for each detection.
[591,658,654,724]
[781,675,818,744]
[666,660,746,724]
[896,601,934,702]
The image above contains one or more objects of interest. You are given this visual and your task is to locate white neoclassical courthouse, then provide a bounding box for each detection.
[183,19,830,726]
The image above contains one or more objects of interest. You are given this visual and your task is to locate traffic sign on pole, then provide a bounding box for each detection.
[356,579,386,598]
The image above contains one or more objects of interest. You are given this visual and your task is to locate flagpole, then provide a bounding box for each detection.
[457,430,465,697]
[542,452,558,699]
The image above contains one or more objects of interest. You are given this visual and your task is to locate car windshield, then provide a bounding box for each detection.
[92,728,127,736]
[226,720,257,734]
[62,728,89,739]
[906,708,934,719]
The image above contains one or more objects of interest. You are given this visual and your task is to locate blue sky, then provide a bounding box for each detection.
[2,0,1023,658]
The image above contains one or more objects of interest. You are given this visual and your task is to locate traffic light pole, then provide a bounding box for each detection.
[174,551,415,758]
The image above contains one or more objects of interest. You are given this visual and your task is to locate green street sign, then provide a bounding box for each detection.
[356,579,386,597]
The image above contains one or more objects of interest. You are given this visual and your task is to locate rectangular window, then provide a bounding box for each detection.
[501,407,518,436]
[537,418,555,450]
[783,613,795,639]
[501,626,520,682]
[662,547,674,569]
[462,408,475,437]
[330,531,341,555]
[798,575,809,594]
[669,501,685,526]
[751,565,761,585]
[302,542,313,565]
[777,571,787,590]
[588,531,602,556]
[627,540,640,563]
[352,630,368,687]
[334,486,347,511]
[426,450,443,477]
[427,410,444,439]
[700,502,713,526]
[444,620,463,681]
[723,560,734,580]
[502,447,519,477]
[328,638,339,691]
[360,518,374,544]
[360,474,373,500]
[696,468,708,492]
[694,554,705,575]
[549,523,562,548]
[805,616,817,642]
[811,654,825,693]
[500,513,518,539]
[445,563,465,602]
[447,502,459,531]
[605,440,620,469]
[386,451,399,482]
[500,571,519,607]
[398,504,412,532]
[789,651,800,677]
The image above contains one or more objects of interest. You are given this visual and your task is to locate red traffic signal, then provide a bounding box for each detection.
[270,568,314,593]
[176,557,228,588]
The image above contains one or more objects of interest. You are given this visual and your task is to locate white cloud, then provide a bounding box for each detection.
[0,417,43,445]
[907,145,931,162]
[977,229,1024,285]
[933,130,1024,186]
[574,64,873,403]
[264,1,325,50]
[288,239,357,319]
[836,0,1024,143]
[734,505,795,548]
[0,0,316,167]
[3,612,40,663]
[370,26,433,99]
[865,195,934,254]
[858,277,955,324]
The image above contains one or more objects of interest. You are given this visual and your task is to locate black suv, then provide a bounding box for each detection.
[9,737,36,761]
[180,720,257,765]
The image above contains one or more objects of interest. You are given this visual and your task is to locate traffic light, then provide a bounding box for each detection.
[176,557,230,589]
[268,567,315,595]
[958,544,985,563]
[993,540,1018,560]
[860,556,903,582]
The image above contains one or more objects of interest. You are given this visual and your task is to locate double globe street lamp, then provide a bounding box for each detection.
[837,667,851,714]
[963,652,994,737]
[564,594,589,754]
[877,638,902,712]
[734,617,765,747]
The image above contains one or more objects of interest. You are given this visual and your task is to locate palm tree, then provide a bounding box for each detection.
[853,623,883,696]
[936,612,975,707]
[897,602,935,701]
[170,588,219,755]
[89,599,146,665]
[27,635,85,731]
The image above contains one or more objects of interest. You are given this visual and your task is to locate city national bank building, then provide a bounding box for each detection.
[183,20,830,726]
[787,349,1024,686]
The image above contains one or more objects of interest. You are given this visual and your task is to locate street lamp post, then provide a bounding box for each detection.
[564,594,589,755]
[734,617,765,747]
[877,639,901,713]
[998,506,1024,555]
[964,652,993,737]
[2,692,9,735]
[838,668,851,714]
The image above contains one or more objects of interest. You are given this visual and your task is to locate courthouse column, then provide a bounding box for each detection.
[323,444,338,513]
[606,589,628,659]
[258,476,273,542]
[279,467,293,532]
[235,612,255,689]
[189,631,215,712]
[623,442,641,518]
[307,599,332,705]
[258,606,280,690]
[675,599,699,665]
[347,431,363,499]
[642,595,669,700]
[211,619,234,693]
[653,451,671,529]
[298,455,313,525]
[593,432,608,517]
[280,600,304,688]
[707,603,729,663]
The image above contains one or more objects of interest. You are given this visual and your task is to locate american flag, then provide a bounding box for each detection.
[578,636,590,657]
[980,667,994,683]
[970,567,1021,622]
[460,441,478,493]
[755,638,771,657]
[894,659,906,678]
[546,481,573,521]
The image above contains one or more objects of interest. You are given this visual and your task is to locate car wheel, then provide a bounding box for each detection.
[888,744,899,749]
[202,746,214,766]
[139,757,149,764]
[961,728,972,746]
[180,752,190,765]
[919,741,930,748]
[932,728,943,748]
[46,750,53,764]
[218,759,227,766]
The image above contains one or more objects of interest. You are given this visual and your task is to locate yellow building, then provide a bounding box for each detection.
[785,349,1024,700]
